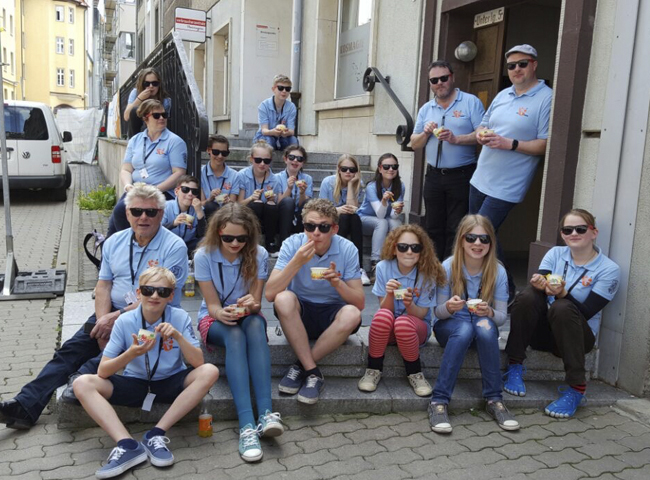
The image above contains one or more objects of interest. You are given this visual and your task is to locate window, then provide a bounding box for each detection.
[56,68,65,86]
[119,32,135,59]
[10,52,13,75]
[2,9,5,30]
[69,70,75,88]
[10,91,14,100]
[4,106,49,140]
[3,89,6,100]
[68,7,74,23]
[56,37,64,54]
[55,5,64,21]
[335,0,373,99]
[69,39,74,56]
[2,48,6,73]
[154,7,159,44]
[9,14,12,35]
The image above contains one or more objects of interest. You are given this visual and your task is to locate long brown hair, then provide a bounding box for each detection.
[373,153,402,201]
[380,224,446,291]
[449,215,500,304]
[334,154,361,204]
[136,67,168,102]
[198,203,261,286]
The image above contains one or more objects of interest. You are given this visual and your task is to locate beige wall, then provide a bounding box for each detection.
[98,138,128,191]
[1,0,21,100]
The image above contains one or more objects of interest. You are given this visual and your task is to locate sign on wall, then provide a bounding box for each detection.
[256,24,279,57]
[336,22,370,99]
[175,8,207,43]
[474,7,505,29]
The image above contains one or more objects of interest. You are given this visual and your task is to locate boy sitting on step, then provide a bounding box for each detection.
[73,267,220,479]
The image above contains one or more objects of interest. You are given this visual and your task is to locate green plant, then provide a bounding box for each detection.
[78,184,117,211]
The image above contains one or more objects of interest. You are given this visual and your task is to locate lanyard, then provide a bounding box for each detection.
[562,262,588,295]
[204,164,228,192]
[129,233,150,286]
[435,115,446,168]
[142,309,165,387]
[176,200,194,240]
[255,171,267,192]
[396,268,419,317]
[141,138,158,166]
[217,262,243,306]
[287,170,300,198]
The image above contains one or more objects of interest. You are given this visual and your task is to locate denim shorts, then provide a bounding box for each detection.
[108,368,193,407]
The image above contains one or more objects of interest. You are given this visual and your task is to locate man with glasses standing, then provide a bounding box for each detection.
[266,199,365,405]
[0,184,188,429]
[253,74,298,150]
[471,44,553,303]
[411,60,485,260]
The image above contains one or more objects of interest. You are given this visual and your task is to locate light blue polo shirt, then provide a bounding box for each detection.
[236,166,282,204]
[123,128,188,197]
[276,169,314,212]
[372,259,437,333]
[103,304,199,381]
[253,96,297,141]
[358,181,405,218]
[128,89,172,114]
[435,257,508,324]
[200,163,239,200]
[162,199,200,244]
[471,80,553,203]
[194,244,269,320]
[99,227,188,309]
[414,89,485,168]
[539,246,620,337]
[319,175,364,207]
[274,233,361,304]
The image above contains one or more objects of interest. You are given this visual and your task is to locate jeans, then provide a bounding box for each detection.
[278,197,305,244]
[360,215,402,261]
[206,314,272,429]
[431,316,502,404]
[255,134,298,151]
[247,201,279,249]
[338,213,363,267]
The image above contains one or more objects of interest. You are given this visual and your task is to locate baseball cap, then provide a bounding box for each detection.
[505,44,538,59]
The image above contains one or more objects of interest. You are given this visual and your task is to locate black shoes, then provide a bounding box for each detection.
[0,399,35,430]
[60,373,81,405]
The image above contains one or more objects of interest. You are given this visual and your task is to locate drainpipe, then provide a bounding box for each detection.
[290,0,302,90]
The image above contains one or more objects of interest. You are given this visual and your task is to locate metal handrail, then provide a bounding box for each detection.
[119,31,209,177]
[363,67,414,152]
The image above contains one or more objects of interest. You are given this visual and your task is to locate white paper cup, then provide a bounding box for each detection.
[137,329,155,342]
[433,127,445,138]
[233,306,247,317]
[310,267,328,280]
[467,299,482,313]
[185,214,194,224]
[296,180,307,188]
[264,190,274,198]
[215,194,226,204]
[394,289,408,300]
[547,274,563,286]
[392,201,403,210]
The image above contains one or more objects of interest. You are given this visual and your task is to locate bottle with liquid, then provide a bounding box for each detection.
[198,397,213,437]
[184,260,195,297]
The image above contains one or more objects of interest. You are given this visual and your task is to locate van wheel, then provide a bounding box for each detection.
[53,187,67,202]
[65,165,72,189]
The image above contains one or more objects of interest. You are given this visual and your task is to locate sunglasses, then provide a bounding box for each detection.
[253,157,273,165]
[276,85,292,92]
[220,234,249,243]
[339,166,358,174]
[143,81,160,87]
[140,285,173,298]
[287,154,305,162]
[506,60,532,70]
[129,208,160,218]
[560,225,593,235]
[149,112,169,119]
[396,243,423,253]
[429,75,450,85]
[381,164,399,171]
[179,186,200,196]
[304,222,332,233]
[464,233,491,244]
[211,149,230,157]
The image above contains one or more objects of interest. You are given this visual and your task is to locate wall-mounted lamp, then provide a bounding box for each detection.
[455,41,478,62]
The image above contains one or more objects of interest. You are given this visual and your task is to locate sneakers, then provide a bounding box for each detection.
[428,402,452,433]
[141,433,174,467]
[360,268,371,286]
[61,373,81,405]
[0,399,34,430]
[278,364,306,395]
[267,243,280,258]
[503,364,526,397]
[258,410,285,437]
[96,444,147,479]
[239,424,263,462]
[407,372,433,397]
[486,401,520,431]
[269,250,280,259]
[358,368,382,392]
[297,374,325,404]
[369,261,378,283]
[545,386,586,418]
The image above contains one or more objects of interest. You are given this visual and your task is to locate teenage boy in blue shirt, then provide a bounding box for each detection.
[265,199,365,404]
[162,175,206,256]
[253,74,298,150]
[73,267,219,479]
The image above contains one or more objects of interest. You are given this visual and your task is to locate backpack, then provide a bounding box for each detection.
[83,229,105,270]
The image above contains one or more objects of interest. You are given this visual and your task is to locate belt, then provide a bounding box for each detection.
[427,164,476,176]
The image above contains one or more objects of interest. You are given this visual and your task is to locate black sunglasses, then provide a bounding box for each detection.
[429,75,450,85]
[304,222,332,233]
[180,186,200,196]
[560,225,592,235]
[220,234,249,244]
[129,208,160,218]
[339,166,358,173]
[143,81,160,87]
[253,157,273,165]
[149,112,169,119]
[381,164,399,171]
[211,149,230,157]
[464,233,491,244]
[396,243,423,253]
[506,60,532,70]
[287,154,305,162]
[276,85,292,92]
[140,285,173,298]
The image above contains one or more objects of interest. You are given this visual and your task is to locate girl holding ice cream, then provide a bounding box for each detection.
[358,224,445,397]
[428,214,519,434]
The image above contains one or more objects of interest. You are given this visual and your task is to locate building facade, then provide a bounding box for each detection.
[0,0,23,101]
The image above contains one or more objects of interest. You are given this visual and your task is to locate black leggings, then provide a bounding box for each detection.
[247,201,279,249]
[338,213,363,267]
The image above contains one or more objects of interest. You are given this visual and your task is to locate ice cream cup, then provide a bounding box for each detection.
[394,289,408,300]
[185,214,194,224]
[547,274,563,286]
[137,329,156,342]
[392,201,404,210]
[233,306,247,317]
[296,180,307,188]
[480,129,495,136]
[467,299,482,313]
[215,194,226,204]
[433,127,445,138]
[310,267,328,280]
[264,190,274,199]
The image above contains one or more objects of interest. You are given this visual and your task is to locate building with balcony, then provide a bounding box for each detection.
[102,0,135,100]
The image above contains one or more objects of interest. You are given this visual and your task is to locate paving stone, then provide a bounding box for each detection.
[447,448,507,468]
[273,426,317,444]
[500,424,556,442]
[494,439,551,459]
[541,418,594,435]
[614,449,650,468]
[279,449,338,470]
[531,447,589,468]
[272,465,323,480]
[577,425,631,444]
[525,464,587,480]
[378,432,430,451]
[40,461,103,480]
[312,419,367,437]
[572,456,630,476]
[362,446,422,466]
[539,432,587,449]
[284,415,336,430]
[423,424,477,444]
[615,465,650,479]
[618,432,650,452]
[133,460,198,479]
[401,456,459,476]
[43,437,103,456]
[579,410,631,428]
[0,462,11,476]
[413,440,469,460]
[616,421,650,436]
[313,456,374,479]
[300,432,352,454]
[389,418,432,436]
[0,444,43,462]
[10,452,74,475]
[194,450,243,472]
[482,456,548,477]
[329,440,387,461]
[456,431,512,451]
[465,417,505,435]
[575,440,630,459]
[259,439,304,460]
[359,413,407,429]
[70,447,111,466]
[223,458,286,479]
[344,464,412,480]
[345,425,400,444]
[4,472,43,480]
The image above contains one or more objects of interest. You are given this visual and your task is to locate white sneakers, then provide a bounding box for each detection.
[358,368,382,392]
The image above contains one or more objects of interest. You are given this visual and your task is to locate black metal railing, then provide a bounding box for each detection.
[119,31,209,177]
[363,67,414,152]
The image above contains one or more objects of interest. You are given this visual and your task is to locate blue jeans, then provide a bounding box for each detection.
[431,317,502,404]
[360,215,403,261]
[256,134,299,151]
[206,314,271,429]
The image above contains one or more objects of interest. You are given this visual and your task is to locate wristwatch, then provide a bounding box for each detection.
[511,139,519,151]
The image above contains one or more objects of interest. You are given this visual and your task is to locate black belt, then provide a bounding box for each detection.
[427,164,476,176]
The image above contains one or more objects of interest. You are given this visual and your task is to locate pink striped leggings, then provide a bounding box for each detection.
[368,308,428,361]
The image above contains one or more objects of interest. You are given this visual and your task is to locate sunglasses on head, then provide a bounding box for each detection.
[179,186,200,196]
[429,75,450,85]
[560,225,593,235]
[211,148,230,157]
[339,166,358,174]
[287,154,305,162]
[464,233,491,244]
[506,60,532,70]
[396,243,423,253]
[140,285,173,298]
[276,85,292,92]
[253,157,273,165]
[381,164,399,171]
[149,112,169,120]
[143,81,160,88]
[304,222,332,233]
[129,207,160,218]
[220,234,249,244]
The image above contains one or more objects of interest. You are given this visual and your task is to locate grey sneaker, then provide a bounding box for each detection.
[407,372,432,397]
[428,402,452,433]
[486,401,520,431]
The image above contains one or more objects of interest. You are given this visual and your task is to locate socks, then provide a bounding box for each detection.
[571,384,586,395]
[117,438,139,450]
[304,367,322,379]
[145,427,166,439]
[368,355,384,372]
[404,358,422,376]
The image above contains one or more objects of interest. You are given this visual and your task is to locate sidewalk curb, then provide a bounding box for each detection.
[64,164,82,293]
[614,397,650,425]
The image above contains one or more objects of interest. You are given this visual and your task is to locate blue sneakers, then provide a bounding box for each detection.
[258,410,285,437]
[503,364,527,397]
[141,433,175,467]
[545,386,586,418]
[239,423,263,463]
[278,364,306,395]
[297,374,325,404]
[95,444,147,479]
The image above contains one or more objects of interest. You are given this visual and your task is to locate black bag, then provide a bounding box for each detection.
[83,229,105,270]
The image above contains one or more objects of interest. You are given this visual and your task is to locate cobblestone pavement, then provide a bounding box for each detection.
[2,164,650,479]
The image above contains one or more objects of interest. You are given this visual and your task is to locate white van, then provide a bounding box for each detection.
[0,101,73,201]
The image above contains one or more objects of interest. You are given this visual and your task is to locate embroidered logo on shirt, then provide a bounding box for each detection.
[581,276,593,287]
[608,279,618,295]
[169,265,183,278]
[517,107,529,117]
[156,148,165,155]
[224,182,232,191]
[147,259,160,268]
[452,110,463,118]
[162,337,174,351]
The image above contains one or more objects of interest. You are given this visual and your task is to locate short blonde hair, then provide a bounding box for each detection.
[273,74,292,86]
[125,182,166,209]
[139,266,176,289]
[249,140,274,159]
[301,198,339,225]
[136,99,164,119]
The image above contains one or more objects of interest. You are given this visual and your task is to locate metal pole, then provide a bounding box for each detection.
[290,0,302,90]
